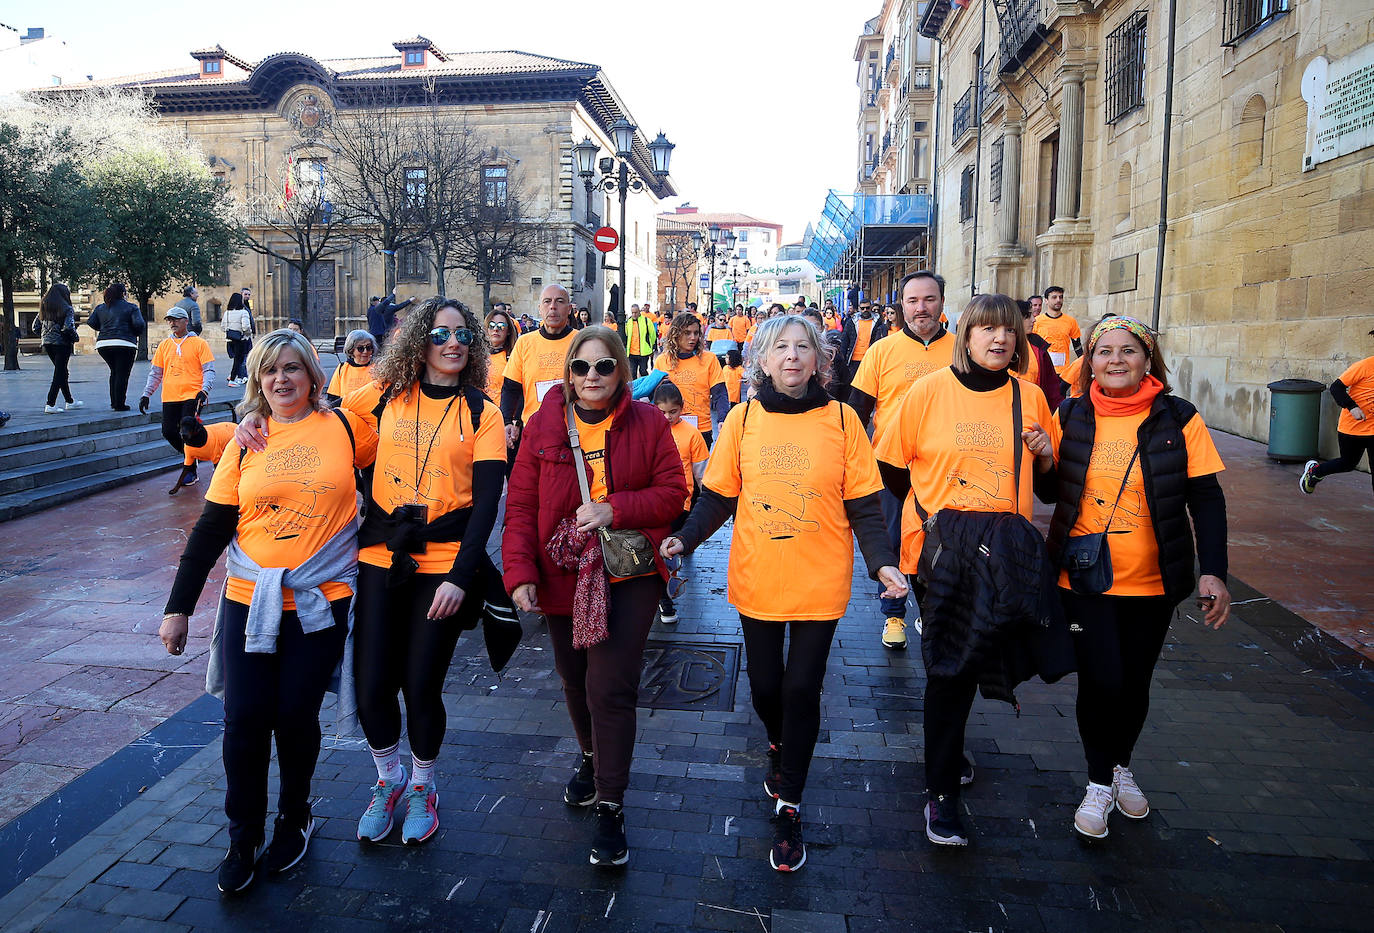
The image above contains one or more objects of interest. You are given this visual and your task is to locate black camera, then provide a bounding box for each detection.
[395,503,429,554]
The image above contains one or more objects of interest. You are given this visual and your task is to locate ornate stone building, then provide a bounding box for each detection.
[922,0,1374,449]
[58,38,673,335]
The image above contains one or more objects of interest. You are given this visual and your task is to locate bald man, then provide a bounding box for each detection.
[501,284,577,448]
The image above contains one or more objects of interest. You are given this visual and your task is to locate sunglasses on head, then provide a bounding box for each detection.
[569,357,617,378]
[428,327,474,347]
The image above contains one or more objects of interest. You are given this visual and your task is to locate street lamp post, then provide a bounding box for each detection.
[573,123,674,327]
[739,259,752,310]
[701,226,735,317]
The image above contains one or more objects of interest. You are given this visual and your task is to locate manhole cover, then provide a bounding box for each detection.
[639,640,740,712]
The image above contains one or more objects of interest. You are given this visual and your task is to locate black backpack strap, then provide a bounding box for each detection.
[464,385,483,433]
[371,383,397,422]
[332,407,356,457]
[1011,377,1023,515]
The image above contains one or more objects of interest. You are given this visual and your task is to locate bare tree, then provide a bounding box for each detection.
[658,230,700,313]
[413,110,483,297]
[449,166,546,313]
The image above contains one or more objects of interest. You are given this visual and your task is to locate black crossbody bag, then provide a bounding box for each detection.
[1061,448,1139,595]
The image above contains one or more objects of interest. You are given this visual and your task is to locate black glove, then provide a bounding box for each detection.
[194,391,208,412]
[139,396,150,415]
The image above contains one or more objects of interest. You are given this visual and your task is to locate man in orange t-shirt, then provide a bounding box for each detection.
[1031,286,1081,374]
[141,307,216,478]
[1300,345,1374,496]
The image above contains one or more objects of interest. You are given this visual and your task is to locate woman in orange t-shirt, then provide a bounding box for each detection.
[654,314,728,444]
[1048,316,1230,842]
[161,330,377,893]
[662,315,905,873]
[1299,333,1374,497]
[325,330,378,405]
[484,307,518,400]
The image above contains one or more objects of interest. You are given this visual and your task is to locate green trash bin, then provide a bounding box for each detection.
[1266,378,1325,462]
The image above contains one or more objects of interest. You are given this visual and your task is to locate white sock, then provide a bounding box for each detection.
[370,743,403,783]
[775,798,800,815]
[411,755,436,788]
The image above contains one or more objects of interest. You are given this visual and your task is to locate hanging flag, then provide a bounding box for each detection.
[953,0,971,7]
[284,156,294,201]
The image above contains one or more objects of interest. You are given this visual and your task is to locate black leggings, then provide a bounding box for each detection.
[909,575,978,799]
[44,344,73,406]
[1313,432,1374,494]
[160,399,197,454]
[547,575,661,805]
[1062,590,1174,786]
[97,346,135,407]
[228,338,251,381]
[353,563,480,762]
[220,597,347,844]
[740,617,838,804]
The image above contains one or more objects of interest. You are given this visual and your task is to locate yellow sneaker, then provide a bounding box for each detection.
[882,617,907,650]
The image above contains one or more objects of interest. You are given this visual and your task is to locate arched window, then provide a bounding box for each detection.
[1238,95,1266,175]
[1116,162,1132,230]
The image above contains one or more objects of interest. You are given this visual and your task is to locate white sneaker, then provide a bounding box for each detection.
[65,400,84,410]
[1073,782,1115,839]
[44,404,62,414]
[1112,765,1149,819]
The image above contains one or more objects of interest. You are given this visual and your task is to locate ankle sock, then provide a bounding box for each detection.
[370,743,403,783]
[411,755,436,788]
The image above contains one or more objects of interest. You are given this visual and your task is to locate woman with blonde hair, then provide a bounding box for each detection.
[662,314,906,872]
[654,313,728,444]
[875,293,1063,848]
[162,329,377,893]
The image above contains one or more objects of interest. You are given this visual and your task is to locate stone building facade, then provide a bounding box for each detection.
[58,39,673,336]
[922,0,1374,451]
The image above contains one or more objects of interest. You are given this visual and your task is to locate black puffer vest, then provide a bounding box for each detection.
[1047,393,1199,603]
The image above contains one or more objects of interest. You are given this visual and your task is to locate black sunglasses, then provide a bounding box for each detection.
[569,357,617,377]
[353,343,375,352]
[487,321,509,330]
[428,327,474,347]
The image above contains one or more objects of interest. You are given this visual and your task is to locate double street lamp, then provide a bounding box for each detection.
[573,120,674,326]
[690,224,735,317]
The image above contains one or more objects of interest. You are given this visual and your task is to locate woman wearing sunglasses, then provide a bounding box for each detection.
[324,330,378,406]
[484,308,518,402]
[503,326,686,868]
[660,314,906,872]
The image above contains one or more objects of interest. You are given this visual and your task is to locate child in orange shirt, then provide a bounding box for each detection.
[723,349,745,407]
[653,381,708,625]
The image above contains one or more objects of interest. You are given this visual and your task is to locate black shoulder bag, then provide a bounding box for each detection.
[566,405,658,579]
[1061,448,1139,595]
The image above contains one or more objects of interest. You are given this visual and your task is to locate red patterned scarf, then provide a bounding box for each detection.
[545,518,609,649]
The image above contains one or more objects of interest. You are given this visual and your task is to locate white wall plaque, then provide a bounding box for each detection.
[1303,44,1374,171]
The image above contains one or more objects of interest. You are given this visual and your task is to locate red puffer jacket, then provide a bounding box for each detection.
[502,385,688,615]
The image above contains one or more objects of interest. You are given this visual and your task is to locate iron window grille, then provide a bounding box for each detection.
[1222,0,1289,46]
[959,165,975,221]
[1105,11,1148,124]
[990,138,1004,202]
[953,86,975,142]
[398,246,428,283]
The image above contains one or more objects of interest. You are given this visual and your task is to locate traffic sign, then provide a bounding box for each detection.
[593,226,620,253]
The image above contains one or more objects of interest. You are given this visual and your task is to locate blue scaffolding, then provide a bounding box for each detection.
[806,192,932,298]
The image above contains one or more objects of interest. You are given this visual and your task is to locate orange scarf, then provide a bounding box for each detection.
[1090,374,1164,417]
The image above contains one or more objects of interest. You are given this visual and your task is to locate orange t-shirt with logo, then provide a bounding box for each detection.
[184,420,237,467]
[1061,356,1086,397]
[730,315,751,342]
[875,368,1058,574]
[1032,313,1081,372]
[503,328,575,423]
[573,411,612,501]
[487,348,509,401]
[208,409,377,608]
[345,382,506,576]
[153,334,214,402]
[850,321,874,362]
[705,400,884,621]
[849,330,955,441]
[655,351,724,434]
[668,417,710,511]
[1337,356,1374,436]
[723,365,744,404]
[327,361,374,400]
[1056,408,1224,595]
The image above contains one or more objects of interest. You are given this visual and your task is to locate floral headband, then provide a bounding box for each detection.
[1088,316,1156,357]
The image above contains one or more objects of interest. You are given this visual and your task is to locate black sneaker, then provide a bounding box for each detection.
[658,598,677,625]
[589,801,628,867]
[763,743,782,800]
[260,814,315,875]
[925,794,969,846]
[960,751,975,787]
[564,752,596,807]
[770,804,806,872]
[216,838,264,894]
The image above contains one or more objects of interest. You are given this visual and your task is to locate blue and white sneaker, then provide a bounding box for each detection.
[400,783,439,845]
[357,766,406,842]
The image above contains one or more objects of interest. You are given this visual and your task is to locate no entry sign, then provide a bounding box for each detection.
[593,226,620,253]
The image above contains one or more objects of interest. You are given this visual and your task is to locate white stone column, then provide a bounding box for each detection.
[1054,68,1085,223]
[999,121,1023,248]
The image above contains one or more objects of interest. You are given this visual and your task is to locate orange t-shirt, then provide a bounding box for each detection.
[849,329,955,441]
[573,411,612,501]
[729,315,750,342]
[668,417,710,511]
[850,321,874,361]
[1337,356,1374,436]
[184,420,236,467]
[1056,408,1224,596]
[503,328,575,423]
[723,365,744,404]
[346,383,506,576]
[654,351,724,433]
[487,348,508,401]
[705,400,884,621]
[1032,313,1081,373]
[208,409,377,608]
[327,361,374,400]
[1061,356,1086,397]
[707,326,732,343]
[152,334,214,402]
[874,368,1058,574]
[746,323,759,344]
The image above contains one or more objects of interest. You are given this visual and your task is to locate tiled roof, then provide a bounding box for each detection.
[655,211,782,229]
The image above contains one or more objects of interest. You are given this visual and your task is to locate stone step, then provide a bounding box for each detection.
[0,437,180,497]
[0,400,236,449]
[0,457,184,523]
[0,409,234,473]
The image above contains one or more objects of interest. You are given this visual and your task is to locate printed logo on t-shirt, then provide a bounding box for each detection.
[538,349,564,372]
[266,444,322,474]
[251,477,336,540]
[1083,437,1144,532]
[903,358,941,383]
[380,417,448,509]
[751,442,821,540]
[585,448,608,500]
[945,421,1013,510]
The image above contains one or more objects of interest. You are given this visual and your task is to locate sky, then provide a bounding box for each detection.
[9,0,872,244]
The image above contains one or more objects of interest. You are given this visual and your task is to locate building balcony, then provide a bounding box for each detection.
[997,0,1054,74]
[913,66,932,89]
[952,85,975,143]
